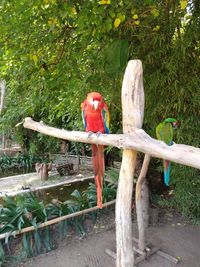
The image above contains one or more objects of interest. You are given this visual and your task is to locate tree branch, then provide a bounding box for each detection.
[22,117,200,170]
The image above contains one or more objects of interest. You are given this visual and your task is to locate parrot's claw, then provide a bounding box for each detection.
[87,131,102,146]
[87,131,94,140]
[96,131,102,138]
[96,131,102,146]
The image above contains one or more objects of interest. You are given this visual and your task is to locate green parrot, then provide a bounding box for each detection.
[156,118,178,186]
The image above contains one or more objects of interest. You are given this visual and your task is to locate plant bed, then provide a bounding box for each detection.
[0,176,117,266]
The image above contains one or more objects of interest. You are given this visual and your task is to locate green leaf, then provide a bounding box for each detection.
[22,233,33,257]
[150,8,160,17]
[33,231,42,253]
[43,227,52,251]
[99,0,111,5]
[0,241,5,266]
[134,20,140,25]
[132,14,139,19]
[180,0,188,9]
[153,25,160,31]
[114,18,121,28]
[32,55,38,66]
[104,39,129,76]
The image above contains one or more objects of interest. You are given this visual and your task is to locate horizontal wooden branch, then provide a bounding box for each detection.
[23,117,200,170]
[0,200,116,241]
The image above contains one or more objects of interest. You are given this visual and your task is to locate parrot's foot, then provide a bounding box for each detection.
[95,131,102,146]
[87,131,94,139]
[87,131,102,146]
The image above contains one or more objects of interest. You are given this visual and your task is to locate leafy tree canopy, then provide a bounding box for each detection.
[0,0,199,145]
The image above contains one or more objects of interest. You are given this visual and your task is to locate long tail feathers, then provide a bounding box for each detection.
[92,144,105,209]
[163,160,171,186]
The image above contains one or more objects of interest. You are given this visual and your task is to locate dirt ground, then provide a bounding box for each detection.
[15,208,200,267]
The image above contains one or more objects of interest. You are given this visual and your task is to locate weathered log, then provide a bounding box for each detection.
[23,118,200,170]
[116,60,144,267]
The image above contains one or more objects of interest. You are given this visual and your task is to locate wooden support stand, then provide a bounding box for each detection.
[35,162,52,181]
[106,237,180,265]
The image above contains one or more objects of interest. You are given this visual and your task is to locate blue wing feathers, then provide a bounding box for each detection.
[82,110,86,129]
[102,109,110,134]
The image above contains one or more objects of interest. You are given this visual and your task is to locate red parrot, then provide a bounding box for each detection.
[81,92,110,208]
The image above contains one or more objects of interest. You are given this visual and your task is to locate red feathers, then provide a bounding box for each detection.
[81,92,110,208]
[81,92,109,133]
[91,144,104,208]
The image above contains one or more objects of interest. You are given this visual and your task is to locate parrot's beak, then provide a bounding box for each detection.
[93,100,100,110]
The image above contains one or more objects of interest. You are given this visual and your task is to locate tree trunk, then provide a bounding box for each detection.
[0,80,5,113]
[0,80,6,148]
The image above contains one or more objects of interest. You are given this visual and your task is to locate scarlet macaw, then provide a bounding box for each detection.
[156,118,178,186]
[81,92,110,208]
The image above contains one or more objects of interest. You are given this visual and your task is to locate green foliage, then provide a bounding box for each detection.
[0,241,5,267]
[104,39,129,76]
[105,167,119,185]
[0,179,117,265]
[152,165,200,224]
[0,153,46,173]
[171,165,200,223]
[0,193,47,234]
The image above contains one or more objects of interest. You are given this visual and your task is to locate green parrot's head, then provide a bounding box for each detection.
[164,118,178,129]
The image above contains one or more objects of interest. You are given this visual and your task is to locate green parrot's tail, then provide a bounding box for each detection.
[164,160,171,186]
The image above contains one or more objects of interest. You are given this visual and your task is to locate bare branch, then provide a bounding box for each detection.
[23,117,200,170]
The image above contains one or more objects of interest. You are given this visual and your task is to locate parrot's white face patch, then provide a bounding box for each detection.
[93,100,99,110]
[89,98,94,106]
[89,97,99,110]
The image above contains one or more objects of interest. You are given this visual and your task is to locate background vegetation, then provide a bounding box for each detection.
[0,176,117,265]
[0,1,200,220]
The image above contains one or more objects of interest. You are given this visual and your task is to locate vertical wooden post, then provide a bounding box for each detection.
[136,154,150,251]
[116,60,144,267]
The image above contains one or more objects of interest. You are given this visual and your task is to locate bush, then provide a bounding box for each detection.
[171,165,200,223]
[0,179,117,265]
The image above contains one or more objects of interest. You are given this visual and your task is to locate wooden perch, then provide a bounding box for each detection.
[23,117,200,170]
